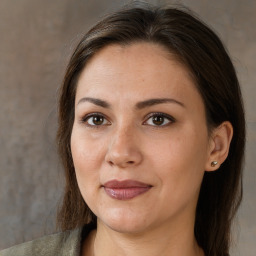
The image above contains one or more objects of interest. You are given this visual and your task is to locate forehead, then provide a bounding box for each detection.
[76,42,200,105]
[80,42,187,80]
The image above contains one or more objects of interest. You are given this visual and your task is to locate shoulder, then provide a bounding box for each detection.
[0,228,82,256]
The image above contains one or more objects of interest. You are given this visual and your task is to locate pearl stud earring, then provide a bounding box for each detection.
[211,161,218,167]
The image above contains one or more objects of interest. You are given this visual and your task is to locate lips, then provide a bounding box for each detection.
[103,179,152,200]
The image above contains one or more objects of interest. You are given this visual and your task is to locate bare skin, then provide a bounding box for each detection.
[81,219,204,256]
[72,42,233,256]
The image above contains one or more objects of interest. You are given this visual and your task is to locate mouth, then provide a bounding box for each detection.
[102,179,152,200]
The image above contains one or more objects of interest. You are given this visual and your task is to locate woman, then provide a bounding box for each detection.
[0,3,245,256]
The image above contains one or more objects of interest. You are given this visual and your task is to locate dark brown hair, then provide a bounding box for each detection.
[56,3,245,256]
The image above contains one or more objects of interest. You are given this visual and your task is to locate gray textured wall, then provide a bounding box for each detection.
[0,0,255,255]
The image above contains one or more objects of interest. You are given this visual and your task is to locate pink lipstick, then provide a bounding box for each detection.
[103,180,152,200]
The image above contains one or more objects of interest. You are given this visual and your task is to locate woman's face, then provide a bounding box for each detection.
[71,42,212,234]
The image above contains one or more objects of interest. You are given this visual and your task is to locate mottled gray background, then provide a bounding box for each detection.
[0,0,255,255]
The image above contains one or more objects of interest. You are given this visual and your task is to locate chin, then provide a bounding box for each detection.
[98,209,152,234]
[105,221,148,234]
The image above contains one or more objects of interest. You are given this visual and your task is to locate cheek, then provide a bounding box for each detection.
[149,131,208,168]
[71,129,105,169]
[71,139,101,212]
[70,131,104,194]
[149,127,208,196]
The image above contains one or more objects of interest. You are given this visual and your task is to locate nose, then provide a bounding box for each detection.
[105,125,143,168]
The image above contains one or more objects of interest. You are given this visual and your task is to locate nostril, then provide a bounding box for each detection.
[107,159,135,166]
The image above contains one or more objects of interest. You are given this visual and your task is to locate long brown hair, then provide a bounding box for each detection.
[56,3,245,256]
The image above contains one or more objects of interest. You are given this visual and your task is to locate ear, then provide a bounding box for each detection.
[205,121,233,172]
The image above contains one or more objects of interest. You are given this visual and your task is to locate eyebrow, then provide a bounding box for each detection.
[77,97,111,108]
[135,98,185,109]
[77,97,185,109]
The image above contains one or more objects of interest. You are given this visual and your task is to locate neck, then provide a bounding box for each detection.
[87,218,204,256]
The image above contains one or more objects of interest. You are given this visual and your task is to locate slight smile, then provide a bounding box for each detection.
[103,180,152,200]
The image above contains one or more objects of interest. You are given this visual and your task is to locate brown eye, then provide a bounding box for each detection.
[152,115,165,125]
[91,116,104,125]
[84,114,110,126]
[143,113,175,127]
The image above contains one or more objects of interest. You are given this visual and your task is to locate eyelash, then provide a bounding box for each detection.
[80,112,175,128]
[143,112,175,126]
[80,112,110,128]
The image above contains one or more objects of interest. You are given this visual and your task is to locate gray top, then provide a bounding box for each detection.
[0,227,84,256]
